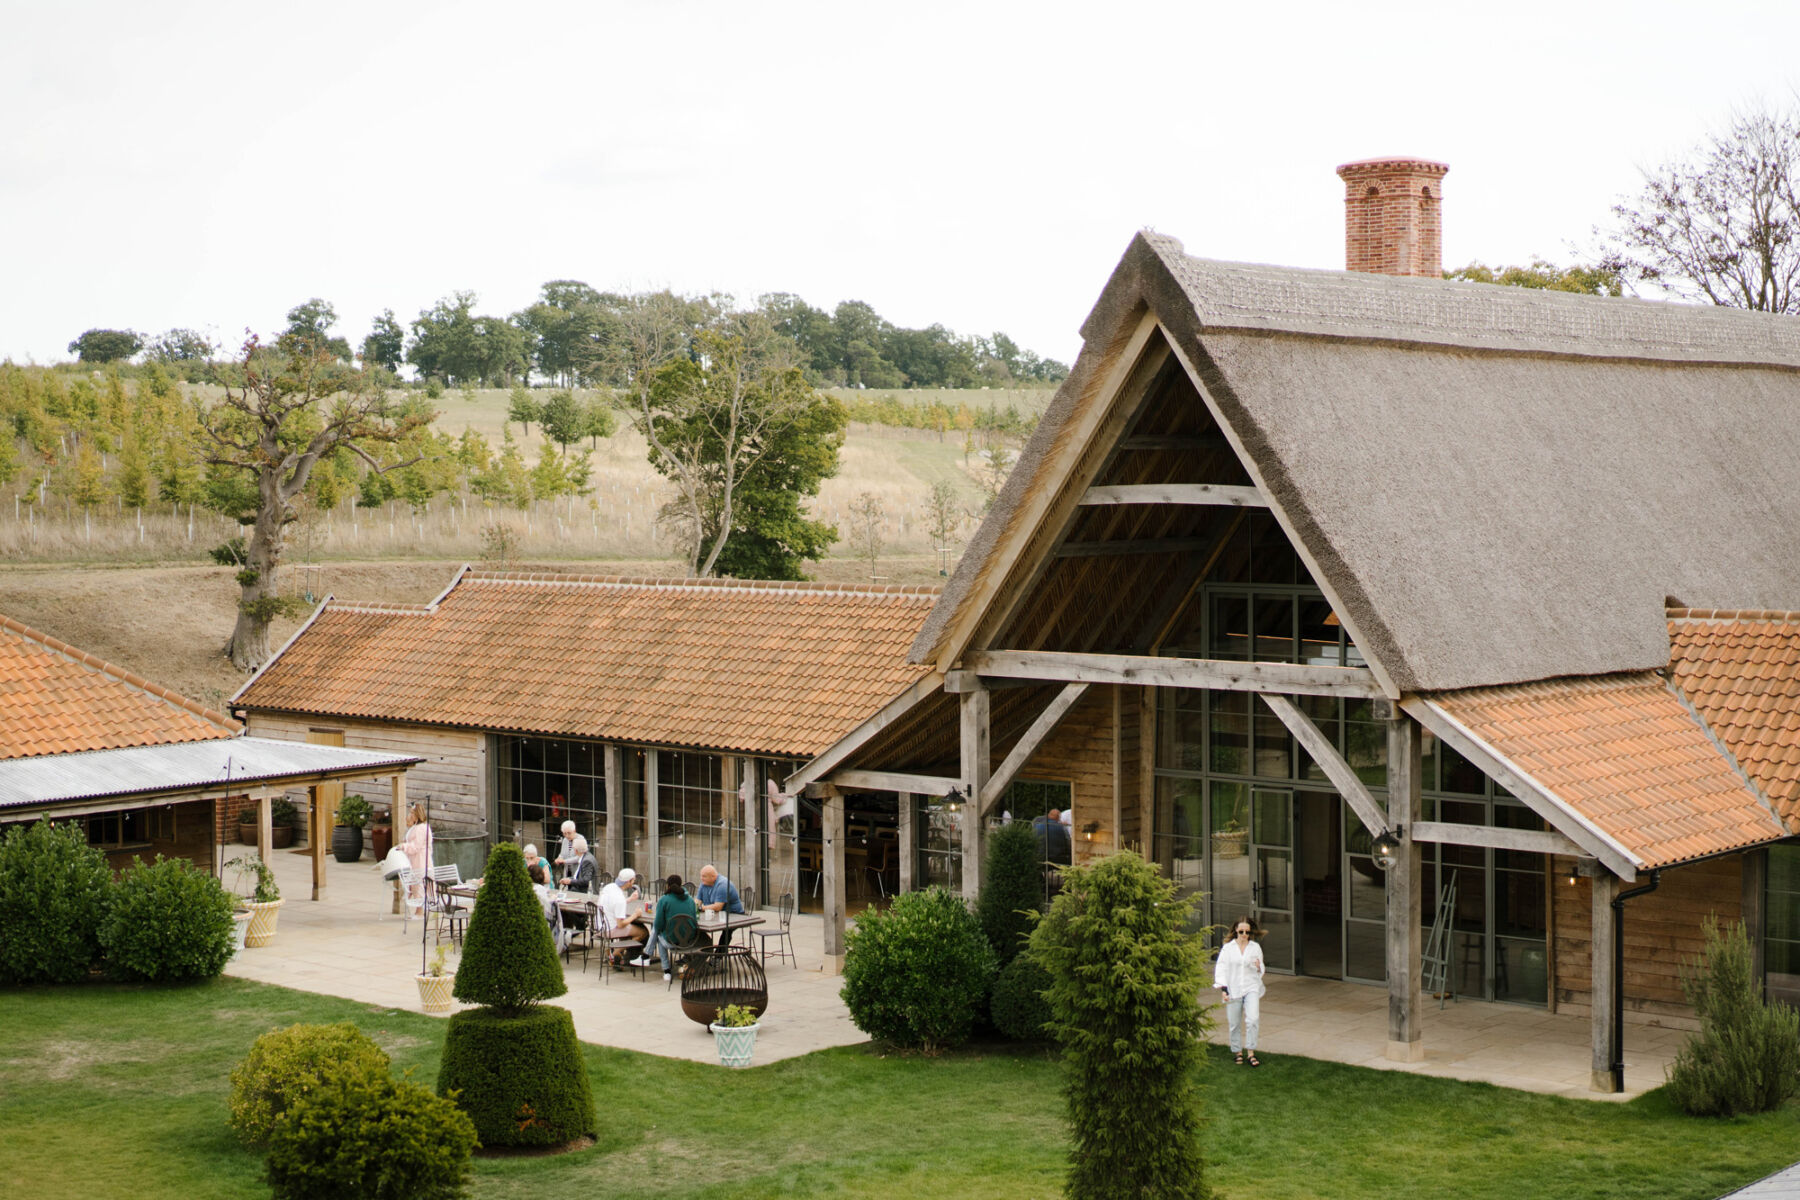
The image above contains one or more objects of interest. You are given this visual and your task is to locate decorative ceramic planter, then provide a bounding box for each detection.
[243,898,284,947]
[331,825,364,863]
[1212,830,1248,859]
[709,1022,760,1068]
[417,973,455,1013]
[231,911,253,953]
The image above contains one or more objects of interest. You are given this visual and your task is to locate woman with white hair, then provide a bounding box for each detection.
[553,820,579,874]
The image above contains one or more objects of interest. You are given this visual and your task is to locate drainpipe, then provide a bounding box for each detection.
[1610,870,1661,1093]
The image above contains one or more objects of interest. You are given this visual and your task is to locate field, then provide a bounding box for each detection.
[1,978,1795,1200]
[0,385,1026,700]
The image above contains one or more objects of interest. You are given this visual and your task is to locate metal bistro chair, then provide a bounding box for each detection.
[395,867,424,934]
[557,895,597,973]
[750,892,797,969]
[428,864,470,947]
[664,912,704,989]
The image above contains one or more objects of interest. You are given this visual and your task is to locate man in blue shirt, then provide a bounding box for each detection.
[697,864,745,946]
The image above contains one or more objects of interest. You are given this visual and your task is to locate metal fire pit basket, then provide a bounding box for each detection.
[678,946,769,1027]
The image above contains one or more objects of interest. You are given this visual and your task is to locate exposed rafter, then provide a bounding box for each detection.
[1411,821,1583,856]
[825,769,960,796]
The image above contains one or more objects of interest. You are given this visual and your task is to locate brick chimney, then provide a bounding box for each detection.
[1335,157,1448,277]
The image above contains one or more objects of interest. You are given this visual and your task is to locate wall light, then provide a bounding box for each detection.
[1082,821,1101,842]
[1371,827,1403,871]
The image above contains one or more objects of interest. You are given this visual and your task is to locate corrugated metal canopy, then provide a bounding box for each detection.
[0,736,423,814]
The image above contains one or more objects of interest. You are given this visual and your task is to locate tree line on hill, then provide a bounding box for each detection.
[65,286,1071,393]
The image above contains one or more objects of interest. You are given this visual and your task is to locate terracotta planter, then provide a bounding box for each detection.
[331,825,364,863]
[417,973,455,1013]
[244,898,284,947]
[370,825,393,860]
[238,816,256,845]
[271,824,295,850]
[709,1022,760,1068]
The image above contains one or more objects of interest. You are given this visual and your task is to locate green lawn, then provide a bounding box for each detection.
[1,979,1795,1200]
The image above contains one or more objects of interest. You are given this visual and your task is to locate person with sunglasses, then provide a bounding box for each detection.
[1213,917,1267,1067]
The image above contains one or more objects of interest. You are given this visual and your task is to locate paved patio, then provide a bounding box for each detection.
[226,846,1684,1094]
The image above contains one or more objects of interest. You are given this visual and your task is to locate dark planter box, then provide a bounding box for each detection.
[331,825,365,863]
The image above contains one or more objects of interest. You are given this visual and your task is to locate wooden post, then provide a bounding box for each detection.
[1591,871,1619,1092]
[390,774,407,914]
[959,684,991,903]
[309,783,328,902]
[897,791,915,894]
[1385,714,1423,1062]
[822,785,846,973]
[257,792,273,870]
[604,745,624,876]
[1743,848,1767,988]
[646,750,661,880]
[1110,686,1123,857]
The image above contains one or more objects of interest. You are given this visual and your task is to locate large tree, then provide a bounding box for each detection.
[1601,106,1800,312]
[359,309,406,375]
[67,328,142,363]
[634,316,844,578]
[282,298,353,360]
[195,336,431,669]
[1446,259,1622,295]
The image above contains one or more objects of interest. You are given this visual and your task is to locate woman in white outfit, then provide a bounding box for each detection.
[1213,917,1266,1067]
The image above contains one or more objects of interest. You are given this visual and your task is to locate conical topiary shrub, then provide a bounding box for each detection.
[978,820,1045,967]
[438,842,595,1147]
[452,842,564,1011]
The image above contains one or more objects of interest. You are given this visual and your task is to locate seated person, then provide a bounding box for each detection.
[523,843,555,880]
[559,835,597,893]
[696,864,745,946]
[633,873,700,980]
[1032,809,1073,866]
[597,867,646,961]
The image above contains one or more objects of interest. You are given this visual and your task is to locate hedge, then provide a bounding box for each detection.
[437,1005,595,1147]
[0,818,112,985]
[99,855,235,982]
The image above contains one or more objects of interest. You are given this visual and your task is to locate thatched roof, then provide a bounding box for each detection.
[915,232,1800,693]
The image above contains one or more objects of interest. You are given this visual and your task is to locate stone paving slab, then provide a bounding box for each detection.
[229,845,1684,1094]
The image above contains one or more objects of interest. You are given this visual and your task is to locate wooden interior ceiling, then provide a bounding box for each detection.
[841,682,1063,780]
[990,360,1251,657]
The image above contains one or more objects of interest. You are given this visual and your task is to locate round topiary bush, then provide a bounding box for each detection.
[990,951,1053,1042]
[0,817,113,985]
[841,886,997,1052]
[265,1070,477,1200]
[436,1005,595,1147]
[453,842,565,1011]
[978,820,1045,967]
[99,855,235,981]
[229,1021,393,1148]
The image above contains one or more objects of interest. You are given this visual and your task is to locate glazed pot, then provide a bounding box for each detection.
[417,973,455,1013]
[331,825,364,863]
[244,898,284,947]
[709,1021,760,1068]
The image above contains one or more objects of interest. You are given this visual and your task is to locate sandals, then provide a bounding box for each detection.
[1246,1053,1262,1068]
[1234,1052,1244,1066]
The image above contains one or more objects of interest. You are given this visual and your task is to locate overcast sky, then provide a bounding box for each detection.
[5,0,1798,370]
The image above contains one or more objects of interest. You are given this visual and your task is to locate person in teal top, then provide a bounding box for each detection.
[635,874,699,980]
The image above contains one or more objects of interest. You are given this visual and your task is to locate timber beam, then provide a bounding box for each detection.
[1259,694,1388,837]
[965,649,1384,698]
[783,672,943,793]
[1079,483,1267,508]
[1401,697,1639,881]
[828,769,961,796]
[1053,537,1213,559]
[1410,821,1582,856]
[980,682,1090,814]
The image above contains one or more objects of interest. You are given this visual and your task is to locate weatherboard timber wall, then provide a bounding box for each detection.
[241,713,487,832]
[1550,854,1742,1029]
[1005,685,1122,866]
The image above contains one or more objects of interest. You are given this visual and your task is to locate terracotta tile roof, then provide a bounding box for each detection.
[234,570,939,758]
[1427,673,1784,870]
[0,614,238,761]
[1668,609,1800,832]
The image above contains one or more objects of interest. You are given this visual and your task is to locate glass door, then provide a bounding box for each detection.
[1251,787,1294,972]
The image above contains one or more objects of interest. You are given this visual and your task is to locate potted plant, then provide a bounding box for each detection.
[269,798,298,849]
[369,805,394,861]
[709,1002,761,1069]
[226,855,284,947]
[417,944,455,1013]
[1211,818,1248,859]
[332,794,373,863]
